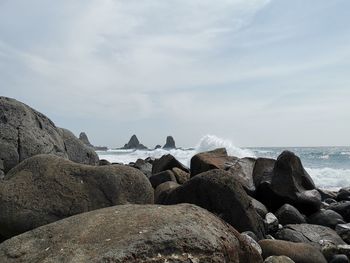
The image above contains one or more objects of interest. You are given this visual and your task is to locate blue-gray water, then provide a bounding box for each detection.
[98,135,350,190]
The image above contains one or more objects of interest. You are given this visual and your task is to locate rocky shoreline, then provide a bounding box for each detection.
[0,96,350,262]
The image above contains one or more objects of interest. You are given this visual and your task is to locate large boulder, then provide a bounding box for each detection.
[163,169,266,239]
[162,135,176,149]
[275,204,306,225]
[0,96,99,173]
[256,151,321,215]
[149,170,177,188]
[307,209,345,229]
[0,204,263,263]
[154,181,180,204]
[122,134,147,149]
[59,128,99,165]
[253,158,276,187]
[152,154,189,174]
[274,224,346,248]
[259,239,327,263]
[190,148,238,176]
[0,154,153,238]
[328,202,350,222]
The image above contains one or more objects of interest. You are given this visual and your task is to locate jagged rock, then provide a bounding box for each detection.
[152,154,189,174]
[275,204,306,225]
[259,239,327,263]
[78,132,94,147]
[122,135,147,149]
[0,204,263,263]
[149,170,177,188]
[163,169,266,239]
[274,224,345,248]
[318,188,338,201]
[0,96,100,173]
[59,128,99,165]
[190,148,238,176]
[307,209,345,229]
[0,154,153,238]
[256,151,321,215]
[163,136,176,149]
[154,181,180,204]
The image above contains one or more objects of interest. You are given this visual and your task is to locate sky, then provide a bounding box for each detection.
[0,0,349,148]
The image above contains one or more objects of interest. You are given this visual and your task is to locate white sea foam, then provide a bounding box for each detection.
[306,167,350,190]
[195,135,255,158]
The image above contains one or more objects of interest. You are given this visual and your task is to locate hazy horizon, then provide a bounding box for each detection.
[1,0,349,148]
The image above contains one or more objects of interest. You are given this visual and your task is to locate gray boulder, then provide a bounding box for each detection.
[154,181,180,204]
[274,224,345,248]
[0,96,99,173]
[307,209,345,229]
[0,204,263,263]
[0,154,153,238]
[149,170,177,188]
[264,256,295,263]
[152,154,189,174]
[328,201,350,222]
[163,135,176,149]
[163,169,266,239]
[275,204,306,225]
[259,239,327,263]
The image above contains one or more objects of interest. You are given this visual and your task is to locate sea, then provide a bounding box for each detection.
[97,135,350,190]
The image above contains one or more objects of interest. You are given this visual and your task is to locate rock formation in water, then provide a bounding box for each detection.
[163,135,176,149]
[122,135,147,149]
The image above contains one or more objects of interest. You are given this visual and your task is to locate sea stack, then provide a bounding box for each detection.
[163,136,176,149]
[122,135,147,149]
[79,132,94,148]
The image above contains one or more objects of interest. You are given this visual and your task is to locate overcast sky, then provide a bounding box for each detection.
[1,0,349,148]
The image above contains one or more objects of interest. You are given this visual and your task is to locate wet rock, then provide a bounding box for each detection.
[190,148,238,176]
[0,204,263,263]
[154,144,161,149]
[163,169,266,239]
[152,154,189,174]
[0,154,153,238]
[274,224,345,248]
[259,239,327,263]
[275,204,306,225]
[162,136,176,149]
[149,170,177,188]
[307,209,345,229]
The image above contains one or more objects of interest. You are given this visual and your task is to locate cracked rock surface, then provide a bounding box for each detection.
[0,96,98,174]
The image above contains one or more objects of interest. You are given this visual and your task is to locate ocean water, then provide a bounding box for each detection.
[97,135,350,190]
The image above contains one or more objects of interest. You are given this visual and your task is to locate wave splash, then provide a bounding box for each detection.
[195,135,255,158]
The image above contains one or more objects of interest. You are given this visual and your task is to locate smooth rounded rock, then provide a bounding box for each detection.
[275,204,306,225]
[264,256,295,263]
[307,209,345,229]
[0,204,263,263]
[0,154,153,238]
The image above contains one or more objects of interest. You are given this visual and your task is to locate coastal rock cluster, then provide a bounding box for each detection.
[0,96,350,262]
[121,134,177,150]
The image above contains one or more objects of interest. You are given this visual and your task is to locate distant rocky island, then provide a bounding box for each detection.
[1,95,350,262]
[79,132,108,151]
[120,134,177,150]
